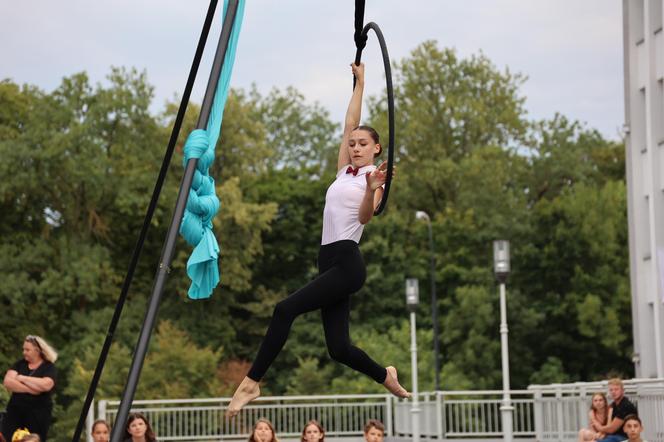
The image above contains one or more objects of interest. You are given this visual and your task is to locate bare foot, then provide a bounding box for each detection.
[226,376,261,417]
[383,366,411,398]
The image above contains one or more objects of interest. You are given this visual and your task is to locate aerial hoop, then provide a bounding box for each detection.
[353,15,394,216]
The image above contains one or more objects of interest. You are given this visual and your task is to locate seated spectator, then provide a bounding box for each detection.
[11,429,31,442]
[18,435,40,442]
[578,393,613,442]
[124,413,156,442]
[248,418,278,442]
[595,378,638,442]
[91,420,110,442]
[363,420,385,442]
[622,415,647,442]
[301,420,324,442]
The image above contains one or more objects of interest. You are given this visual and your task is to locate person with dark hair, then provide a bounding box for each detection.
[363,420,385,442]
[124,413,156,442]
[301,420,325,442]
[225,62,407,418]
[622,415,647,442]
[2,336,58,442]
[247,419,278,442]
[91,420,110,442]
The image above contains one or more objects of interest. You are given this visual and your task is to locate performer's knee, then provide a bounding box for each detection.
[272,300,294,322]
[327,342,352,364]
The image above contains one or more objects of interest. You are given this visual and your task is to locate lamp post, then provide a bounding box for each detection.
[415,210,440,391]
[493,240,513,442]
[405,278,420,442]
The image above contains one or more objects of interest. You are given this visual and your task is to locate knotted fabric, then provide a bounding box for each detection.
[179,0,245,299]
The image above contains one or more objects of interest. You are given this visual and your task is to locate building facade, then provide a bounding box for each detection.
[623,0,664,378]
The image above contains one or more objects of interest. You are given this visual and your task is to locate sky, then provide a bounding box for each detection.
[1,0,624,140]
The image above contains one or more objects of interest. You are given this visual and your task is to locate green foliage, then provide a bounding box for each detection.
[286,357,334,395]
[529,357,568,385]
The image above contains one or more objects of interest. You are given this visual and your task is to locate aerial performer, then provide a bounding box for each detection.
[226,62,408,417]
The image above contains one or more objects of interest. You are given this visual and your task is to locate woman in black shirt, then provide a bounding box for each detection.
[2,335,57,442]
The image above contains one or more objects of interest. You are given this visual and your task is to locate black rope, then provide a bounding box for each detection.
[354,0,367,53]
[352,21,395,216]
[70,2,218,441]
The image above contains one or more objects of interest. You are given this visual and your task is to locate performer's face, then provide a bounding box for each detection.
[349,129,380,167]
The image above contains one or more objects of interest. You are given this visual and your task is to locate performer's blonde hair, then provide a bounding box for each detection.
[26,335,58,363]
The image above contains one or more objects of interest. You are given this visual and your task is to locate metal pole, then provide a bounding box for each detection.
[426,220,440,391]
[499,282,514,442]
[108,3,240,442]
[410,311,420,442]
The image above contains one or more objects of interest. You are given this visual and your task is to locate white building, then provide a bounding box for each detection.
[623,0,664,378]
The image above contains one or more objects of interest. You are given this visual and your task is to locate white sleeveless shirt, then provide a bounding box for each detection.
[321,164,377,245]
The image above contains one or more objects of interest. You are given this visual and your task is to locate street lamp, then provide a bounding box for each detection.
[415,210,440,391]
[493,240,513,442]
[405,278,420,442]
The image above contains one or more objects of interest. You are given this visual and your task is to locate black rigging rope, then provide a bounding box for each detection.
[70,2,219,440]
[353,0,394,216]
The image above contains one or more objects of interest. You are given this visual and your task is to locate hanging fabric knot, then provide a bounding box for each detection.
[178,0,246,300]
[180,128,221,300]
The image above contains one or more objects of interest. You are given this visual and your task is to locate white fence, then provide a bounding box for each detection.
[96,379,664,442]
[99,394,394,441]
[393,391,536,439]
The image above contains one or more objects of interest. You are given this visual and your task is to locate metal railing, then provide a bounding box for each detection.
[393,391,535,439]
[96,379,664,442]
[99,394,393,441]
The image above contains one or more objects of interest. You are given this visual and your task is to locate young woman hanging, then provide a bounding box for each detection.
[226,62,408,417]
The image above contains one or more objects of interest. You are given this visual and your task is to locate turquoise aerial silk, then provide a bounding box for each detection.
[179,0,245,300]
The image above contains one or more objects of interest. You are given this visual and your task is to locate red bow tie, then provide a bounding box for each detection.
[346,166,360,176]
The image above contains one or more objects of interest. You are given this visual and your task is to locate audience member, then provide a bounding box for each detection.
[301,420,324,442]
[578,392,613,442]
[91,419,110,442]
[2,336,58,442]
[363,420,385,442]
[124,413,156,442]
[622,415,647,442]
[595,379,638,442]
[247,418,278,442]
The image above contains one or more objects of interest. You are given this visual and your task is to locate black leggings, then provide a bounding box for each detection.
[247,240,387,383]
